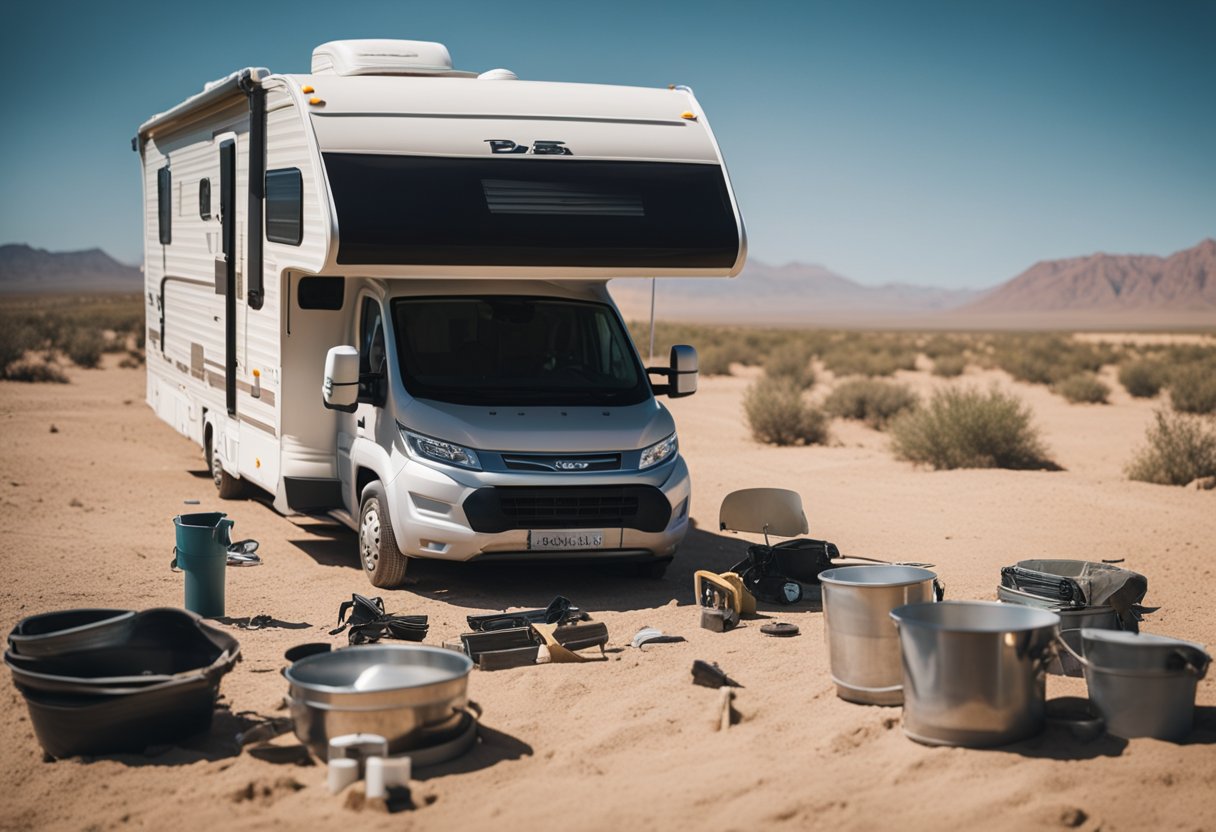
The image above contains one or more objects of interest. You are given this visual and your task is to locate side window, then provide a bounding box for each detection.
[298,276,344,310]
[360,298,386,375]
[198,178,211,220]
[157,166,171,245]
[265,168,303,245]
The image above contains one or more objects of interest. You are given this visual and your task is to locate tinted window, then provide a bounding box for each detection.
[360,298,386,376]
[157,166,171,245]
[391,296,648,407]
[298,276,344,310]
[266,168,303,245]
[325,155,740,269]
[198,178,211,220]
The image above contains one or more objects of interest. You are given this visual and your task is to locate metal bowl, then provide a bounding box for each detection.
[284,644,473,759]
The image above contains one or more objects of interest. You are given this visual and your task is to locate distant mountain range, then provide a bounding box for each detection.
[0,244,141,294]
[3,239,1213,327]
[961,238,1216,314]
[611,238,1216,326]
[610,261,981,324]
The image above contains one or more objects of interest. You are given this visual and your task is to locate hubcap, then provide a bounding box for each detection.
[360,503,381,572]
[211,444,223,491]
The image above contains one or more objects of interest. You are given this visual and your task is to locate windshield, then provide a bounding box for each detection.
[391,296,650,406]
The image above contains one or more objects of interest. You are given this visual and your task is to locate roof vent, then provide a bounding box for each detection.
[311,39,464,76]
[478,68,518,81]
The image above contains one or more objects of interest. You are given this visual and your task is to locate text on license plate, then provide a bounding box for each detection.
[529,530,605,550]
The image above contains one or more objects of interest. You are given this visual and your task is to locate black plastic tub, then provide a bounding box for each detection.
[7,609,135,658]
[4,608,240,758]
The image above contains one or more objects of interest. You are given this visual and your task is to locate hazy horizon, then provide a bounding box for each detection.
[2,0,1213,289]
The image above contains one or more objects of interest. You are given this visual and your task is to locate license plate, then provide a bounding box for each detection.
[528,530,605,550]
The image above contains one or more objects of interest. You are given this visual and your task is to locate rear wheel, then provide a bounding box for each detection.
[359,481,409,587]
[207,432,244,500]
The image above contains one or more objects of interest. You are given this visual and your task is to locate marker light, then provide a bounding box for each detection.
[680,111,697,120]
[309,97,324,105]
[301,85,315,93]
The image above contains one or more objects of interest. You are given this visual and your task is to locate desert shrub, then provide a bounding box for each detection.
[992,335,1107,385]
[1118,359,1168,398]
[823,378,919,429]
[5,358,69,384]
[931,354,967,378]
[889,386,1053,470]
[698,344,736,376]
[0,325,39,375]
[743,378,829,446]
[764,342,816,389]
[822,347,902,378]
[1126,409,1216,486]
[920,333,968,360]
[1168,363,1216,415]
[64,330,105,369]
[1052,373,1110,404]
[118,350,146,369]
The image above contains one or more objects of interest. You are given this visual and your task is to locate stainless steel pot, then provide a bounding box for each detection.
[997,585,1121,677]
[819,565,942,705]
[890,601,1059,747]
[284,645,473,759]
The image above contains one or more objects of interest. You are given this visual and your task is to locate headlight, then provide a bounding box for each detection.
[639,433,678,469]
[401,427,481,471]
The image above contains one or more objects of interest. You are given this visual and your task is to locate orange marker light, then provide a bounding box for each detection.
[301,85,315,94]
[680,111,697,120]
[255,457,261,468]
[252,369,260,378]
[309,97,324,106]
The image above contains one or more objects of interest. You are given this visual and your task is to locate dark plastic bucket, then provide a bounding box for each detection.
[173,513,233,618]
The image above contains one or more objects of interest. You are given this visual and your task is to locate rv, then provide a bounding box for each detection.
[134,40,746,587]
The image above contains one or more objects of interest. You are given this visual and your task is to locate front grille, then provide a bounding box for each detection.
[463,486,671,533]
[501,453,621,472]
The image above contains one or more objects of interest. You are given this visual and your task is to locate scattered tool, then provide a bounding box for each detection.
[630,627,686,649]
[465,596,586,632]
[329,594,428,645]
[691,660,744,689]
[695,571,744,632]
[227,539,262,567]
[760,622,800,637]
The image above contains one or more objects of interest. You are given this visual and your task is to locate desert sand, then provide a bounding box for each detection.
[1,354,1214,831]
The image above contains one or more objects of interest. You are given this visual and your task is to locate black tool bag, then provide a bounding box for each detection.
[329,594,429,645]
[730,538,840,604]
[999,560,1155,630]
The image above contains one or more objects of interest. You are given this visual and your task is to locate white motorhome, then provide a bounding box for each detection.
[135,40,745,586]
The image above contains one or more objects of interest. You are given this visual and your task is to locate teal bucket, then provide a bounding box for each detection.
[173,512,234,618]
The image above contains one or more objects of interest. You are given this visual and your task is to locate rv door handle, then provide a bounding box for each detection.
[357,417,365,429]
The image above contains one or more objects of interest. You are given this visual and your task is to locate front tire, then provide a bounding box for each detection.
[208,433,244,500]
[359,481,409,588]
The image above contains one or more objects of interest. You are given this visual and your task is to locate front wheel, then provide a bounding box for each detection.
[359,481,410,588]
[208,433,244,500]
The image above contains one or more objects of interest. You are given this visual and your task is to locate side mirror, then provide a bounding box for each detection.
[647,345,698,398]
[669,344,698,398]
[322,345,359,412]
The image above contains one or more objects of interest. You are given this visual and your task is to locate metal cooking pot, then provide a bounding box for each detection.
[284,644,473,759]
[819,565,943,705]
[890,601,1059,747]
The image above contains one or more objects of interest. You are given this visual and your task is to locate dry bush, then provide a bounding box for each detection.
[919,333,968,360]
[698,344,736,377]
[889,386,1054,470]
[764,342,816,389]
[1168,362,1216,415]
[5,358,69,384]
[1126,409,1216,486]
[0,326,40,376]
[992,335,1108,385]
[1052,372,1110,404]
[931,354,967,378]
[743,377,829,446]
[822,347,902,378]
[823,378,919,429]
[64,330,105,369]
[1118,359,1168,398]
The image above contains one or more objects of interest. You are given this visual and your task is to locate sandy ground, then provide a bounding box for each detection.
[1,354,1214,832]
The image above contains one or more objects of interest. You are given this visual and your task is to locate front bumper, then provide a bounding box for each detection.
[383,455,691,562]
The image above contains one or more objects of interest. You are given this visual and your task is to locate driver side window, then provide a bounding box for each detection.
[360,297,386,376]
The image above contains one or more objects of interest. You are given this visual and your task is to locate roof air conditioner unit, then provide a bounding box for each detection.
[311,39,470,77]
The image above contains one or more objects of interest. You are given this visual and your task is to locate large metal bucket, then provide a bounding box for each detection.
[997,585,1121,676]
[1075,629,1209,741]
[890,601,1059,747]
[819,566,942,705]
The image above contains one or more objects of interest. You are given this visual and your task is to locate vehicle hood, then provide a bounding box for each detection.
[397,397,675,453]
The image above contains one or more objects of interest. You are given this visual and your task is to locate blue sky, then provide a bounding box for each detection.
[1,0,1212,289]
